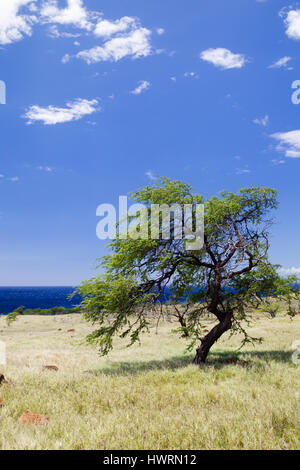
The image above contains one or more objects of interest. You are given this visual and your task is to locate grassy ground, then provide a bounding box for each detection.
[0,313,299,450]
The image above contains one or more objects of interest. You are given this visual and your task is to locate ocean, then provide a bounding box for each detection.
[0,287,81,315]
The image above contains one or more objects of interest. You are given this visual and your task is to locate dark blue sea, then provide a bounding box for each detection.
[0,287,81,315]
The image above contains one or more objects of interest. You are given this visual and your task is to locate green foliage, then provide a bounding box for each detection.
[21,306,81,316]
[75,177,300,360]
[6,306,80,323]
[6,306,24,326]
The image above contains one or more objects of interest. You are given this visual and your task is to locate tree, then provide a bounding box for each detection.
[6,305,24,326]
[76,177,300,364]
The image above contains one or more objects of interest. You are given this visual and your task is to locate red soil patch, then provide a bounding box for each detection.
[67,329,75,333]
[18,410,49,425]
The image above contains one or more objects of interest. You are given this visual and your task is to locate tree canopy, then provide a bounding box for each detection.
[76,177,300,363]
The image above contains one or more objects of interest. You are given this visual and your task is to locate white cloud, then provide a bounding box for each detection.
[40,0,95,30]
[94,16,136,38]
[7,176,19,182]
[268,56,292,69]
[61,53,71,63]
[0,174,19,182]
[200,48,247,69]
[253,114,269,127]
[281,9,300,40]
[1,2,156,69]
[278,267,300,276]
[271,130,300,158]
[184,72,199,79]
[76,27,152,64]
[37,165,54,172]
[0,0,37,45]
[131,80,151,95]
[235,168,250,175]
[156,28,165,35]
[146,170,156,181]
[271,159,285,165]
[47,24,80,38]
[170,76,176,82]
[23,98,100,125]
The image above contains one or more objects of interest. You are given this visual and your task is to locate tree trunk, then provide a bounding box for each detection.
[193,313,232,364]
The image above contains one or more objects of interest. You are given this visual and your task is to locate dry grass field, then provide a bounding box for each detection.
[0,313,299,450]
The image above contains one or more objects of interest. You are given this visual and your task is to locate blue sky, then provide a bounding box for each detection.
[0,0,300,285]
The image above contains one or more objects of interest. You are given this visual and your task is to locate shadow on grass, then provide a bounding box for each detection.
[87,350,293,376]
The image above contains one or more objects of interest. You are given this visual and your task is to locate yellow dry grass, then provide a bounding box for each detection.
[0,313,299,450]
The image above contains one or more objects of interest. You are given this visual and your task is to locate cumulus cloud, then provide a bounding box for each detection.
[94,16,136,38]
[271,130,300,158]
[281,8,300,40]
[131,80,151,95]
[0,0,37,45]
[278,267,300,276]
[76,27,152,64]
[40,0,96,30]
[200,48,247,69]
[268,56,292,69]
[0,1,156,68]
[253,114,269,127]
[23,98,100,125]
[47,24,80,38]
[0,0,93,45]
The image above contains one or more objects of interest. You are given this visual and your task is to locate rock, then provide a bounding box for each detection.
[18,410,49,425]
[43,365,58,371]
